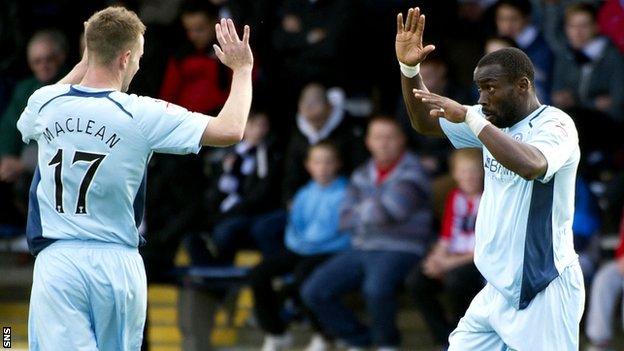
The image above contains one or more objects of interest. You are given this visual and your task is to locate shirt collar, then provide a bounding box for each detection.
[582,37,608,61]
[296,106,345,144]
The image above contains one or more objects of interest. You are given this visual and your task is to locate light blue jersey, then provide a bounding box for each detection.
[17,84,210,255]
[440,104,580,310]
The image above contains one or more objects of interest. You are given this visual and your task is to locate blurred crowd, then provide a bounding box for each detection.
[2,0,624,350]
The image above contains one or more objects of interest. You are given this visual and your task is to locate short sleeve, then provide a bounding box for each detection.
[439,105,483,149]
[17,88,48,143]
[527,112,578,183]
[134,97,211,154]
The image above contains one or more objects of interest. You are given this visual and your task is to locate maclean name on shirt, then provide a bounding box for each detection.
[43,117,121,149]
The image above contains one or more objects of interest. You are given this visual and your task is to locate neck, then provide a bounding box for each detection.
[79,64,123,91]
[376,155,402,170]
[515,94,541,122]
[310,118,329,131]
[524,95,542,116]
[463,189,482,198]
[317,177,336,187]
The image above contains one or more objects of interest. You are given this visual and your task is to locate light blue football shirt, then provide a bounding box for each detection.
[17,84,210,255]
[440,104,580,309]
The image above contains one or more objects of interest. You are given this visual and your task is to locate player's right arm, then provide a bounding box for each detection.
[201,19,253,147]
[396,7,442,136]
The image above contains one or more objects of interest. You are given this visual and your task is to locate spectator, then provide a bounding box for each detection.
[249,141,351,351]
[551,3,624,122]
[191,110,283,263]
[282,82,367,204]
[301,116,433,350]
[0,29,67,183]
[494,0,553,103]
[0,29,68,241]
[159,0,229,115]
[573,176,601,283]
[598,0,624,54]
[406,148,484,349]
[585,206,624,351]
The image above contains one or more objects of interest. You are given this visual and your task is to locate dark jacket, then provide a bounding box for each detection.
[553,38,624,121]
[282,113,367,203]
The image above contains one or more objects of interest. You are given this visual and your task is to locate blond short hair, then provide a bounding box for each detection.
[85,7,146,65]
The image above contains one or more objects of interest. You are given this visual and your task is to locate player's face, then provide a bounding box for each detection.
[365,121,406,166]
[496,5,527,38]
[474,64,523,128]
[121,35,144,92]
[28,40,65,83]
[305,147,340,186]
[565,12,597,50]
[182,12,215,51]
[453,158,483,197]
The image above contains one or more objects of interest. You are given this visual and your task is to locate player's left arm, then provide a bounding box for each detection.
[412,90,551,180]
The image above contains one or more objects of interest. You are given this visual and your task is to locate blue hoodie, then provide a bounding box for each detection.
[286,176,351,255]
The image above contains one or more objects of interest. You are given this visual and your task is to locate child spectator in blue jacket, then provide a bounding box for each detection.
[249,141,350,351]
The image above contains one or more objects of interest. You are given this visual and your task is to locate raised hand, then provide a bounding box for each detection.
[396,7,436,66]
[413,89,468,123]
[214,18,253,71]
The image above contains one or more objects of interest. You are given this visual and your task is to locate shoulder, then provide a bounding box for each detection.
[401,152,426,172]
[28,84,71,109]
[602,41,624,62]
[396,152,430,186]
[294,181,316,201]
[32,83,70,99]
[351,160,372,181]
[112,94,179,120]
[447,187,460,200]
[534,105,575,126]
[532,106,578,138]
[327,177,349,194]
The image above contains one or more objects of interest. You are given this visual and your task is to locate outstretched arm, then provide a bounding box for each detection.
[412,90,547,180]
[201,19,253,146]
[396,7,443,136]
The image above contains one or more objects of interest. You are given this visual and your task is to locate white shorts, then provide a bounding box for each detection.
[449,263,585,351]
[28,240,147,351]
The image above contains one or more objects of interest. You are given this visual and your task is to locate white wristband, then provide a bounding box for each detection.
[464,107,491,136]
[399,61,420,78]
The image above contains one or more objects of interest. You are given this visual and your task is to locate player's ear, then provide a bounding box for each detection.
[517,77,530,92]
[119,50,131,69]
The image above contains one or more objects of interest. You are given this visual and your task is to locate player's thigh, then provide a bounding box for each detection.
[29,248,98,351]
[89,249,147,351]
[499,264,585,351]
[449,284,504,351]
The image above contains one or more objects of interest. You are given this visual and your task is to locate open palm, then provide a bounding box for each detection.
[396,7,436,66]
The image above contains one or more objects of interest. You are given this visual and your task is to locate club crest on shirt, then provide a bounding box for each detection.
[512,133,523,141]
